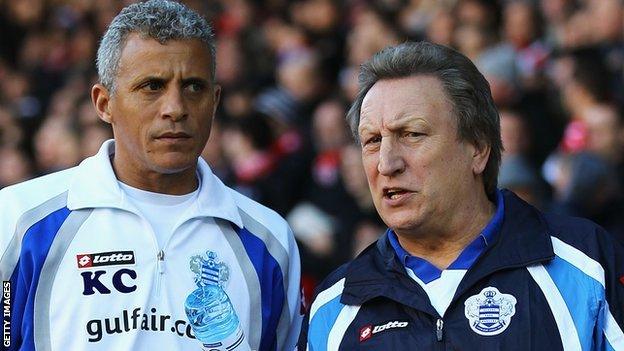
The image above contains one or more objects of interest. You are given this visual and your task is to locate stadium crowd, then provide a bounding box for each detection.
[0,0,623,297]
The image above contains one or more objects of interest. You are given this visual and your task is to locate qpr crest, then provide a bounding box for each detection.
[464,287,517,336]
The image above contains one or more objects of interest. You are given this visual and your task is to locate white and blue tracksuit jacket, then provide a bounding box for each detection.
[0,140,302,351]
[300,190,624,350]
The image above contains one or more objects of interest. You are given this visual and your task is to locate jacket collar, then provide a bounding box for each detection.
[67,139,243,228]
[341,190,554,310]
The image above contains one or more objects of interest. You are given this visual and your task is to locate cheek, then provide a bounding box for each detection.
[112,105,148,136]
[199,120,213,136]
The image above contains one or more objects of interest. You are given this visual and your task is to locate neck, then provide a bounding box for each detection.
[112,157,198,195]
[396,191,496,270]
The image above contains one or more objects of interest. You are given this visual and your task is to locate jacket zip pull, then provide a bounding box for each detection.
[157,250,165,273]
[436,319,444,341]
[156,250,165,297]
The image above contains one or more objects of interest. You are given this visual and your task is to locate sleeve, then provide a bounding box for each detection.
[295,267,349,351]
[281,226,304,351]
[594,227,624,350]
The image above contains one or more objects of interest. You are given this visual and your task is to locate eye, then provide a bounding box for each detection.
[140,80,164,91]
[363,135,381,146]
[404,131,424,138]
[185,82,205,93]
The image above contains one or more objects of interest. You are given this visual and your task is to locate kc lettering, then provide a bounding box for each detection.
[82,269,137,295]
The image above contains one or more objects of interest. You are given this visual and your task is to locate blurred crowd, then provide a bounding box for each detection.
[0,0,623,295]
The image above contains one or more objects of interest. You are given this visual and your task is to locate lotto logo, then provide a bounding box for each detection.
[359,321,409,343]
[372,321,408,333]
[76,251,135,269]
[359,325,372,342]
[77,255,92,267]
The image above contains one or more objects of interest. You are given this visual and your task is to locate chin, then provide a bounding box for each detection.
[383,214,423,236]
[150,158,197,175]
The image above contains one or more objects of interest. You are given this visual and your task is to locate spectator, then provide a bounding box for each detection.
[0,146,32,187]
[550,152,624,241]
[498,109,544,206]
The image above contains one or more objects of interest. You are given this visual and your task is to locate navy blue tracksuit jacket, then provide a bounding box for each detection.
[299,190,624,350]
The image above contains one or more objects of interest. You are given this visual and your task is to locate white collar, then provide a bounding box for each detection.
[67,139,243,228]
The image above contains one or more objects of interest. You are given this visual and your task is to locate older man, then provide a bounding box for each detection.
[300,42,624,350]
[0,1,301,350]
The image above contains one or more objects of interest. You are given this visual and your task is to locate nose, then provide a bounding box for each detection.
[377,137,405,176]
[161,86,188,122]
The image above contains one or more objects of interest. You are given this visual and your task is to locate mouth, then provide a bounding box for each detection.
[383,187,411,200]
[156,132,191,139]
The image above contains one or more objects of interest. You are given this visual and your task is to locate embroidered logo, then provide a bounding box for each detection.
[359,325,372,342]
[358,321,409,343]
[76,251,135,269]
[77,254,92,268]
[464,287,517,336]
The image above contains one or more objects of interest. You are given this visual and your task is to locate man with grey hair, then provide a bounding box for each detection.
[0,1,301,350]
[300,42,624,350]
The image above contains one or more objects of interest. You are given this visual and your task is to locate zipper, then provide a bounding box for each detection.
[436,318,444,341]
[124,202,179,301]
[155,250,165,297]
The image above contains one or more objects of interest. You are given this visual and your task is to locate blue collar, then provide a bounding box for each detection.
[388,190,505,283]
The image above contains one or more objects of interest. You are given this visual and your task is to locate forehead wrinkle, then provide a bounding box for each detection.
[359,77,444,136]
[384,110,427,130]
[359,83,398,134]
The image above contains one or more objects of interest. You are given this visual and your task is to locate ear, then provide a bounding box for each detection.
[471,141,491,176]
[91,84,113,124]
[211,84,222,117]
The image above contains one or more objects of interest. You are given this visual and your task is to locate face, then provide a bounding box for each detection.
[92,34,220,179]
[504,2,535,47]
[584,106,621,161]
[500,111,527,156]
[358,75,489,237]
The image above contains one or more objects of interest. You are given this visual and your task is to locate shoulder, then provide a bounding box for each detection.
[313,263,350,298]
[228,186,295,252]
[1,167,75,204]
[0,167,76,250]
[310,242,380,308]
[0,167,76,217]
[541,211,622,278]
[543,211,616,257]
[308,263,350,318]
[503,190,618,263]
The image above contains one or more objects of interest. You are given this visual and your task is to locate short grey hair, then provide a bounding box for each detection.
[96,0,216,93]
[347,41,503,198]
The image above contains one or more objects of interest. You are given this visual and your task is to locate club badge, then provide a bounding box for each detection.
[464,287,517,336]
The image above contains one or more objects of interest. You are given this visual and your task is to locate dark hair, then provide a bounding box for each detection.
[346,41,503,198]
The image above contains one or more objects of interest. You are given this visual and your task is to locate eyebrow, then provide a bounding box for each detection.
[181,77,210,86]
[131,76,210,88]
[359,112,426,133]
[358,124,374,137]
[131,75,165,88]
[387,111,423,126]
